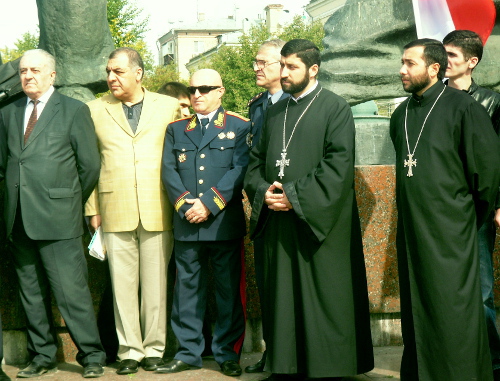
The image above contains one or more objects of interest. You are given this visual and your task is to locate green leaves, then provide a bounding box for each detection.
[207,15,325,115]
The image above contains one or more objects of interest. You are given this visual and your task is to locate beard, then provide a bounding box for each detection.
[281,73,310,95]
[401,72,431,94]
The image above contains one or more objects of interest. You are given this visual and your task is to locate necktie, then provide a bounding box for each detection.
[267,97,273,108]
[200,118,209,135]
[24,100,39,144]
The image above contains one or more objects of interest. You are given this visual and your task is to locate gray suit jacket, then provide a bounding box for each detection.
[0,90,100,240]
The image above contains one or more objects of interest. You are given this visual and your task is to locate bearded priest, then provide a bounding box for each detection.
[391,38,500,381]
[244,39,374,381]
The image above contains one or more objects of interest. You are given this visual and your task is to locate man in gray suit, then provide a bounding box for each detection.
[0,49,105,378]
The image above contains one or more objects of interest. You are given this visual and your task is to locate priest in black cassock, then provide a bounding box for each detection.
[244,39,374,380]
[391,38,500,381]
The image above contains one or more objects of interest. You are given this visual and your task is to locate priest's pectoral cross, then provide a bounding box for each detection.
[276,151,290,179]
[404,154,417,177]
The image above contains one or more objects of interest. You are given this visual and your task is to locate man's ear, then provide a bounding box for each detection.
[428,62,440,78]
[309,64,319,79]
[468,56,479,70]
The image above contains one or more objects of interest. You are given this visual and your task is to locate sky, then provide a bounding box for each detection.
[0,0,310,58]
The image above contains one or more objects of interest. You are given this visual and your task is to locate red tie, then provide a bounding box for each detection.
[24,100,39,144]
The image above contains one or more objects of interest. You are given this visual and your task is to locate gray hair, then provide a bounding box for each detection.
[259,39,287,60]
[21,49,56,72]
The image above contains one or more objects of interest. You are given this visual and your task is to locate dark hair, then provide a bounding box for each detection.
[404,38,448,80]
[157,81,189,99]
[281,39,321,70]
[109,47,145,79]
[443,29,483,63]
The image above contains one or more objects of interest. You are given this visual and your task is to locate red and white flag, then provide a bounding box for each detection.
[412,0,496,43]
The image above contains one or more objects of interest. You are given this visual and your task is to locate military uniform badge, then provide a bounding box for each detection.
[186,116,197,131]
[218,132,226,140]
[214,112,225,127]
[178,153,187,163]
[246,133,253,148]
[226,131,235,139]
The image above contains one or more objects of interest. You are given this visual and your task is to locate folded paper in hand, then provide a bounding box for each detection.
[88,226,106,261]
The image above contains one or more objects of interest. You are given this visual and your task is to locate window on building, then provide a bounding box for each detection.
[193,41,205,54]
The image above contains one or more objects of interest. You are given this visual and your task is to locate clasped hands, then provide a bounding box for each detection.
[265,181,293,211]
[185,198,211,224]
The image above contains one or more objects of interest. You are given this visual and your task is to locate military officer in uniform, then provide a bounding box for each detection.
[157,69,249,377]
[247,39,289,150]
[245,39,289,374]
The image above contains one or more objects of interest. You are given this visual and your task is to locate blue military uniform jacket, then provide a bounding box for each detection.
[247,90,289,149]
[162,106,251,241]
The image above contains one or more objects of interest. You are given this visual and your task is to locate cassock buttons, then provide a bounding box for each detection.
[200,154,205,158]
[199,179,204,184]
[199,166,205,171]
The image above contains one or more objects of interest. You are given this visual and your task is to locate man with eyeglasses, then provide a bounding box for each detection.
[247,39,289,149]
[244,39,289,374]
[158,69,250,377]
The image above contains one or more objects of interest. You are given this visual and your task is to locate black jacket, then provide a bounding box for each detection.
[466,79,500,209]
[466,79,500,135]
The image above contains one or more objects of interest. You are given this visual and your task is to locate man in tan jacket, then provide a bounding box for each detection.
[85,47,181,375]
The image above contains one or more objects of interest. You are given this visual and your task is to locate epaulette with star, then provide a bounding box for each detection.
[226,110,250,122]
[247,92,265,107]
[171,116,192,123]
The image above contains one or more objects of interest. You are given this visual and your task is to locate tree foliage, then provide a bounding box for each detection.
[208,15,325,115]
[0,31,39,63]
[142,64,182,92]
[107,0,155,74]
[107,0,149,47]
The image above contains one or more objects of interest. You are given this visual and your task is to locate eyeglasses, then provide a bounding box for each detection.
[252,60,280,70]
[187,86,221,95]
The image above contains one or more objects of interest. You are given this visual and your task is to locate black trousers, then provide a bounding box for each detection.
[10,209,105,367]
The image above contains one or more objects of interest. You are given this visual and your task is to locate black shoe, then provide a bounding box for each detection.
[17,362,56,378]
[116,359,139,375]
[141,357,164,371]
[220,360,242,377]
[155,359,199,374]
[245,352,266,373]
[83,363,104,378]
[0,367,10,381]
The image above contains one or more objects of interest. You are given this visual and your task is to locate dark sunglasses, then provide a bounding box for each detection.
[187,86,221,95]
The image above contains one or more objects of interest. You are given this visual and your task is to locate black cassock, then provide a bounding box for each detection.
[390,81,500,381]
[244,84,374,378]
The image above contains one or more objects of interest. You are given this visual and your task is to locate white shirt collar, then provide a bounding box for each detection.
[268,90,284,105]
[197,108,218,123]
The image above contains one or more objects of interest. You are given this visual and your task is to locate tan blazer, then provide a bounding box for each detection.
[85,89,181,232]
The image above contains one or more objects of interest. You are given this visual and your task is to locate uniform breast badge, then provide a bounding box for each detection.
[226,131,235,139]
[178,153,187,163]
[218,132,226,140]
[246,133,254,148]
